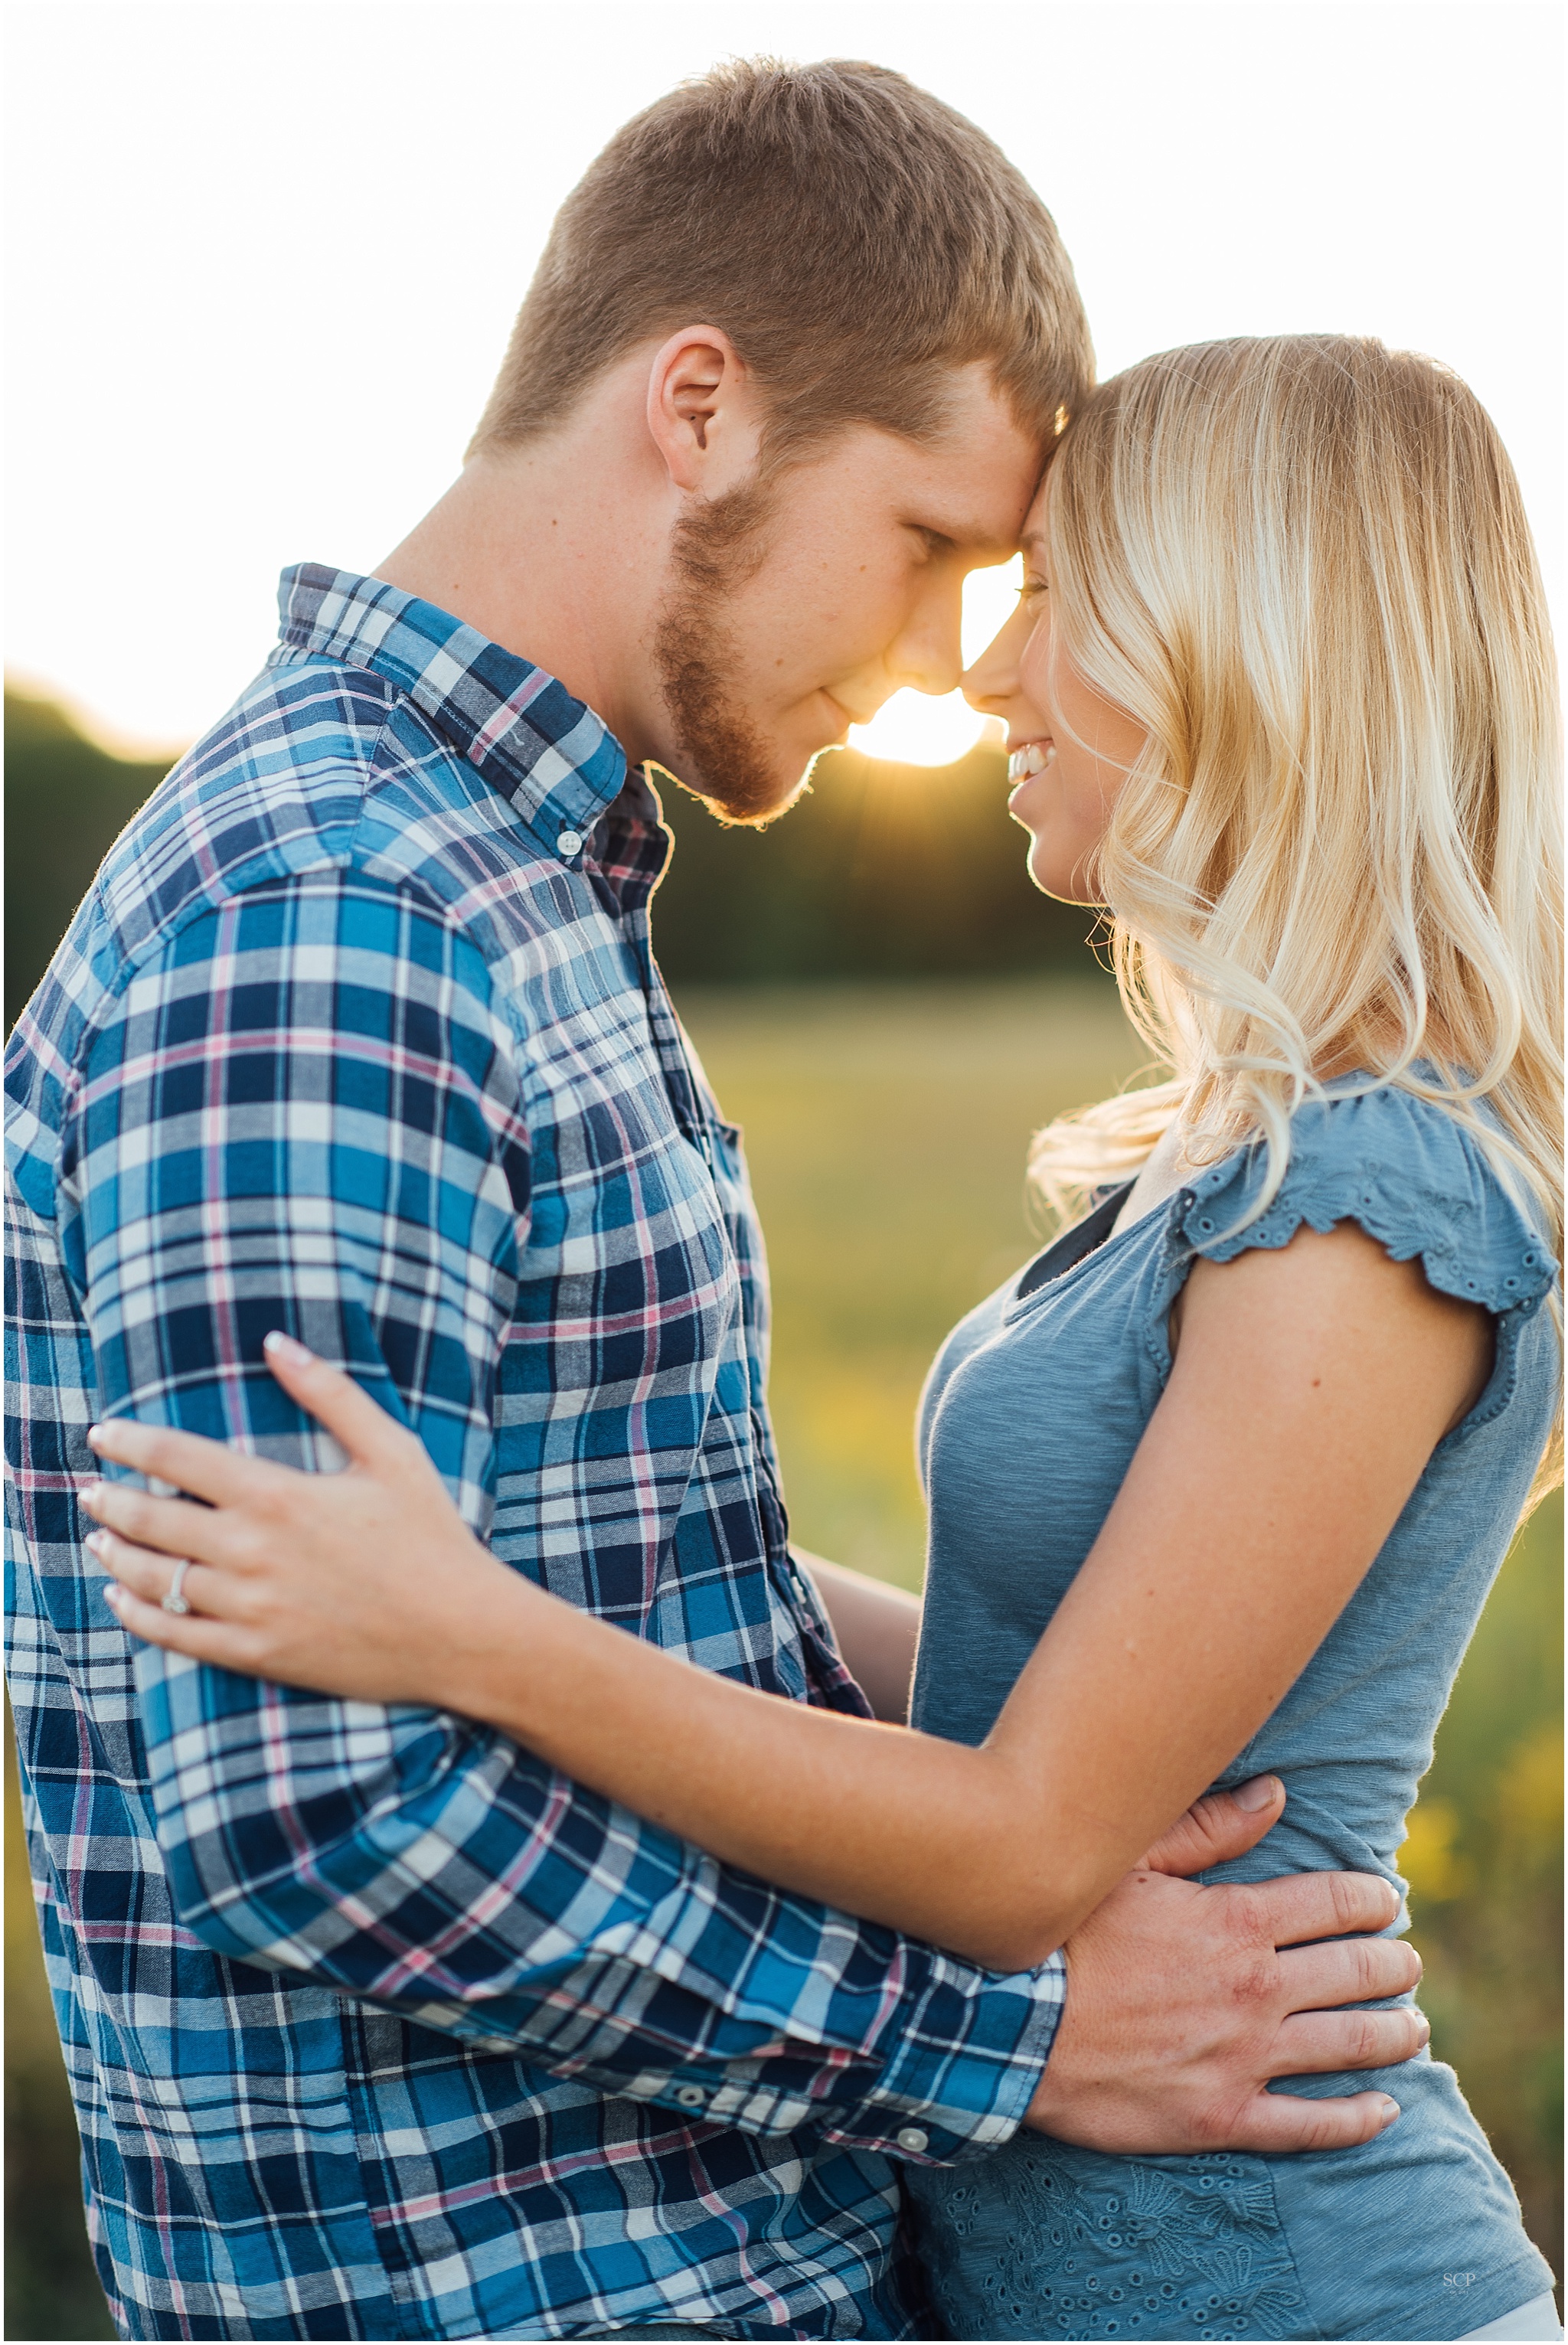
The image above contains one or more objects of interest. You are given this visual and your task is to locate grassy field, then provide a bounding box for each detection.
[681,976,1145,1587]
[7,976,1560,2334]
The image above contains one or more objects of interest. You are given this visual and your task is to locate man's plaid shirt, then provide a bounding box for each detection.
[5,567,1064,2342]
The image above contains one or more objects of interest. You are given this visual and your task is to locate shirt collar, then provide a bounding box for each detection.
[277,563,629,855]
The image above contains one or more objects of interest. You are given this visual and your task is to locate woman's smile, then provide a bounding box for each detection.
[1007,736,1055,784]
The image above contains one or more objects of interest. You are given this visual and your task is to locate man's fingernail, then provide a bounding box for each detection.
[1416,2017,1431,2046]
[263,1331,313,1366]
[1377,2096,1400,2128]
[1235,1775,1282,1811]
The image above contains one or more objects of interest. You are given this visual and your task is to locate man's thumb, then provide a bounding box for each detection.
[1141,1778,1285,1876]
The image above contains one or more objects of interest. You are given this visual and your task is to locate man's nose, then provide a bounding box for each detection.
[891,588,965,699]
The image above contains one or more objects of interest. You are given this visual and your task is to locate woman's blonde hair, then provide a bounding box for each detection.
[1029,335,1563,1496]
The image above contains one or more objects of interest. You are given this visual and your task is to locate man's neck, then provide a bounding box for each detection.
[376,407,667,762]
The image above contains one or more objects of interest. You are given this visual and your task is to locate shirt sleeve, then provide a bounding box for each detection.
[67,869,1062,2159]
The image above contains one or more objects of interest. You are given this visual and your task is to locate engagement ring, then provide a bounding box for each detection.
[162,1560,194,1616]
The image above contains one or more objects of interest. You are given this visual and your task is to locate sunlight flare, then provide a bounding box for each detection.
[851,556,1022,766]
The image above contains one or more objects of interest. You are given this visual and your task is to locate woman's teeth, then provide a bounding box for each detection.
[1008,741,1054,782]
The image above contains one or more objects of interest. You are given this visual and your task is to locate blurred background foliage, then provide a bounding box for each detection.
[2,685,1099,1030]
[6,692,1562,2336]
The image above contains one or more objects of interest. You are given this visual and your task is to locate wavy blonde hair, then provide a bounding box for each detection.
[1028,335,1563,1496]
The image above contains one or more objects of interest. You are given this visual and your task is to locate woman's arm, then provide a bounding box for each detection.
[86,1223,1490,1972]
[793,1548,921,1723]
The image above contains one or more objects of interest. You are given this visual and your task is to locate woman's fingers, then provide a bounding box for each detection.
[81,1479,238,1566]
[100,1576,262,1668]
[87,1530,243,1620]
[260,1334,417,1470]
[87,1416,271,1506]
[85,1343,416,1506]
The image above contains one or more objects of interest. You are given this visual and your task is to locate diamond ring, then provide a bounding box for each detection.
[162,1560,194,1616]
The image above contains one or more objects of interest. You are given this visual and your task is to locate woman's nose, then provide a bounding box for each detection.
[960,658,1009,715]
[961,619,1021,708]
[962,600,1031,713]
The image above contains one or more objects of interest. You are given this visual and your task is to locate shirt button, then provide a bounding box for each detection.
[897,2125,929,2154]
[557,828,584,856]
[675,2085,707,2108]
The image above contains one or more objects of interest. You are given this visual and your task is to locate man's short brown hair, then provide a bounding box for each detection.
[470,57,1093,467]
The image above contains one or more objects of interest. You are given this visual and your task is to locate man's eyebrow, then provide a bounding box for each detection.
[961,527,1024,562]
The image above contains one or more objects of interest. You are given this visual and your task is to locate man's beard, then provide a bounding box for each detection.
[652,478,811,828]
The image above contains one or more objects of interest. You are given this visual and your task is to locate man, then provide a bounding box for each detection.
[6,59,1423,2343]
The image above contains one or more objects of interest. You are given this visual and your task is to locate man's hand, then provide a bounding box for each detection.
[1026,1777,1424,2154]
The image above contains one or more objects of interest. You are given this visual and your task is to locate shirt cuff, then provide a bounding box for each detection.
[822,1947,1067,2164]
[588,1948,1064,2157]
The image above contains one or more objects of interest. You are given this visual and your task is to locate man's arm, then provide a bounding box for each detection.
[73,874,1058,2155]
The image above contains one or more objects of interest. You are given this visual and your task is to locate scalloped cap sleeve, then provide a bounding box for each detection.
[1178,1086,1557,1315]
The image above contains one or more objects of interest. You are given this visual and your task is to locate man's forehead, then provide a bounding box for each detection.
[898,449,1044,557]
[808,401,1040,553]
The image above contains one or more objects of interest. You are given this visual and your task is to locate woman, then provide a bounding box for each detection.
[84,337,1562,2342]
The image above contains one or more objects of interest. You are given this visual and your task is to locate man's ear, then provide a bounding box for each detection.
[646,326,763,492]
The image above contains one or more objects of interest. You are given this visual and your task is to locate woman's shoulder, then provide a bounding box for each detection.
[1181,1082,1557,1316]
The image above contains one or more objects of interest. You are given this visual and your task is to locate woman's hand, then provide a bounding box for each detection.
[83,1333,522,1705]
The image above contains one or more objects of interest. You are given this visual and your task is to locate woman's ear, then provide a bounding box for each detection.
[645,325,763,492]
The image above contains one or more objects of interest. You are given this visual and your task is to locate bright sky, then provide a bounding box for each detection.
[6,0,1563,766]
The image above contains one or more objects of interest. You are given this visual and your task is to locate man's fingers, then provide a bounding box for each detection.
[262,1334,414,1469]
[1141,1779,1284,1876]
[1277,1932,1422,2013]
[1220,2089,1402,2156]
[1233,1867,1400,1947]
[87,1416,269,1506]
[1273,2004,1429,2075]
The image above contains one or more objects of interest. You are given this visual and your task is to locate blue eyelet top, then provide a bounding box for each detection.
[906,1083,1558,2342]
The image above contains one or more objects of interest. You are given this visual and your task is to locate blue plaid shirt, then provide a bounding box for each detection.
[5,566,1064,2342]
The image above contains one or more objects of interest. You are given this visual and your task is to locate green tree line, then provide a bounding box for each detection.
[5,688,1101,1027]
